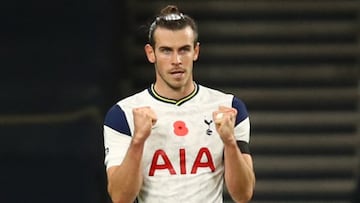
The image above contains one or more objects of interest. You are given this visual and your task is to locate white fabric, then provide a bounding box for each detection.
[104,85,250,203]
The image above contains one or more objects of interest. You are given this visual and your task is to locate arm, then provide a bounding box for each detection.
[106,107,157,203]
[107,139,144,203]
[223,142,255,203]
[213,107,255,203]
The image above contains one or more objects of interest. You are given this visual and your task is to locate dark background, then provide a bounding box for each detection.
[2,0,114,202]
[1,0,359,203]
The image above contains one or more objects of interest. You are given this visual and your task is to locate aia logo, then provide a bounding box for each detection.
[173,120,188,136]
[149,147,216,176]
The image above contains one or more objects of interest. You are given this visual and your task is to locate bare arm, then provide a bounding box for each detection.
[223,143,255,203]
[107,107,157,203]
[107,139,144,203]
[213,106,255,203]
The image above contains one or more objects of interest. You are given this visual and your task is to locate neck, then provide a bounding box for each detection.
[153,81,195,101]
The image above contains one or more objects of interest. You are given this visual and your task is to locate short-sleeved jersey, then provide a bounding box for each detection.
[103,83,250,203]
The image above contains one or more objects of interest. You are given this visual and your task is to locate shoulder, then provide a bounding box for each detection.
[103,88,153,117]
[198,85,233,101]
[199,84,248,122]
[199,85,247,105]
[117,89,150,107]
[104,104,131,135]
[103,89,149,135]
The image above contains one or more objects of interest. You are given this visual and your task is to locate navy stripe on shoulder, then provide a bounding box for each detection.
[104,105,131,136]
[232,97,249,125]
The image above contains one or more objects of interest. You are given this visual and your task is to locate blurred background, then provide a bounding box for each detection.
[1,0,359,202]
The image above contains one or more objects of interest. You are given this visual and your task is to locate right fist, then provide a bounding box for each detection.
[132,106,157,142]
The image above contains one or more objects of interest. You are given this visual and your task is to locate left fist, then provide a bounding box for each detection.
[213,106,237,144]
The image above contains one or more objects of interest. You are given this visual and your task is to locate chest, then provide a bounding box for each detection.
[141,104,225,176]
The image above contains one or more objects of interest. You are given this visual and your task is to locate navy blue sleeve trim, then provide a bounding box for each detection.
[104,105,131,136]
[232,97,249,125]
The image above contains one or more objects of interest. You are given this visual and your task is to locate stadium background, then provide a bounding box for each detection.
[1,0,359,202]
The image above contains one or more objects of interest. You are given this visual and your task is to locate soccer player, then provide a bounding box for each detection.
[103,5,255,203]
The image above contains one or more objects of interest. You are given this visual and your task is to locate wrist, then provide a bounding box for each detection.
[222,136,237,147]
[131,134,146,146]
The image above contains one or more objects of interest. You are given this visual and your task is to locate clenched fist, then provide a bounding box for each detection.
[213,106,237,144]
[132,106,157,143]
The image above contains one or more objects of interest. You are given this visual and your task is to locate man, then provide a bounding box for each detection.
[103,5,255,203]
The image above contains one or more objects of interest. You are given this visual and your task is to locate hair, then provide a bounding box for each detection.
[148,5,198,47]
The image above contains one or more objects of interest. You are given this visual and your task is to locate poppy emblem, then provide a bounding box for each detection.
[173,121,188,136]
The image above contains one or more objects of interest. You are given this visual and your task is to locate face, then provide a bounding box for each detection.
[145,26,199,93]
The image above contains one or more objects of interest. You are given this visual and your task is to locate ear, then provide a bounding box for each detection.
[144,44,156,63]
[193,42,200,61]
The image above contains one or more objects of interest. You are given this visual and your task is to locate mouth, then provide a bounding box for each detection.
[170,69,185,78]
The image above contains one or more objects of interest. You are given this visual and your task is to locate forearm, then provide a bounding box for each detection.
[108,139,145,203]
[224,141,255,203]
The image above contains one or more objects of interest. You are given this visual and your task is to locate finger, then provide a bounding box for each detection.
[141,107,158,125]
[148,109,158,125]
[218,106,236,113]
[133,106,157,125]
[218,106,237,118]
[213,111,223,125]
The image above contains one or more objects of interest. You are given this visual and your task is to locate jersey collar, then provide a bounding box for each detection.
[148,83,199,106]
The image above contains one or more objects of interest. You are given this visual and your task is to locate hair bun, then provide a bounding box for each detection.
[160,5,180,15]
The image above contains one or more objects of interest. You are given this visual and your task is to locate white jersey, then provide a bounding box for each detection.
[104,84,250,203]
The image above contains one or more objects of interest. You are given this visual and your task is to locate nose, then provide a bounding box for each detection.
[171,52,182,65]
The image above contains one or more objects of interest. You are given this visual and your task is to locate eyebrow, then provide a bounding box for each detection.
[158,45,192,50]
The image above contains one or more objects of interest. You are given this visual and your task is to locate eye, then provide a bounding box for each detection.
[179,47,191,54]
[160,48,172,54]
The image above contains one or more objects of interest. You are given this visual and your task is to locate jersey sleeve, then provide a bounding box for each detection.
[232,97,251,153]
[103,104,132,169]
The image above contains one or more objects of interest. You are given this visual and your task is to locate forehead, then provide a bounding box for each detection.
[153,26,195,48]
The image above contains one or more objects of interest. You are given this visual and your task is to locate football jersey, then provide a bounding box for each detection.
[103,83,250,203]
